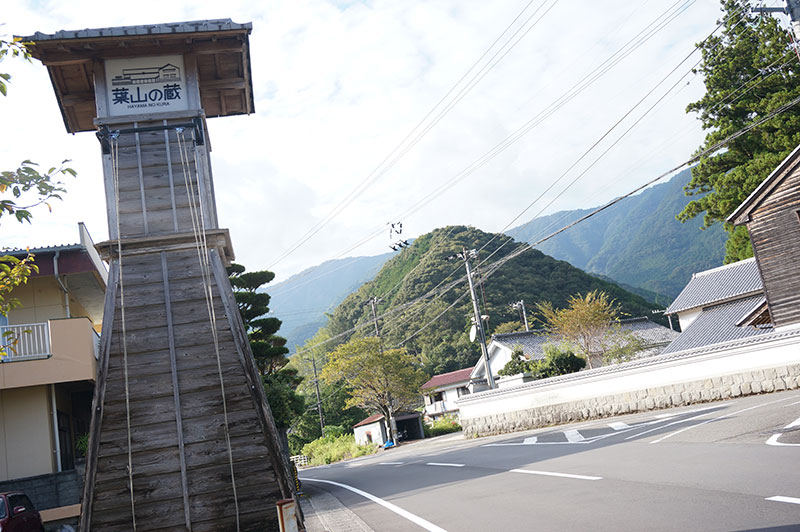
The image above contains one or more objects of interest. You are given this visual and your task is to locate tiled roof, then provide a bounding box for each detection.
[492,318,678,361]
[22,19,251,42]
[353,414,383,428]
[421,368,473,390]
[661,295,772,355]
[665,258,762,314]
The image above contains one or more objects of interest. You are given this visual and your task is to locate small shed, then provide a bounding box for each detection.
[728,143,800,329]
[352,413,424,446]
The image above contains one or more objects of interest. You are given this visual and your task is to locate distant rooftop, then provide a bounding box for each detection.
[665,258,762,315]
[662,295,772,355]
[421,368,473,390]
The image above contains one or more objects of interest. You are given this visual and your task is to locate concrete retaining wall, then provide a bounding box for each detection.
[457,329,800,437]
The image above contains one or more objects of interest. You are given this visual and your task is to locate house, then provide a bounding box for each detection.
[421,367,475,420]
[0,223,106,528]
[728,143,800,330]
[661,258,771,355]
[471,317,679,388]
[353,412,424,446]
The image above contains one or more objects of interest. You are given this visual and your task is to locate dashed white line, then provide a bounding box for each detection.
[766,496,800,505]
[563,429,585,442]
[624,405,725,441]
[300,478,449,532]
[510,469,602,481]
[765,414,800,446]
[523,436,538,444]
[608,422,631,431]
[651,395,800,444]
[379,462,405,465]
[426,462,464,467]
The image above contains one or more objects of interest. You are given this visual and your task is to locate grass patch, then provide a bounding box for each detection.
[301,433,378,465]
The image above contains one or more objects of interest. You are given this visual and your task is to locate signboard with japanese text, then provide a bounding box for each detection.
[104,55,189,116]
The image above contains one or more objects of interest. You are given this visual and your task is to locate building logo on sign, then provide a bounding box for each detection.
[105,55,189,116]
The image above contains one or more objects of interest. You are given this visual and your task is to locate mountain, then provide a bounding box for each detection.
[506,168,727,302]
[317,226,664,376]
[268,252,392,352]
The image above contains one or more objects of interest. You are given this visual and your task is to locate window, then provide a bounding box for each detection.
[457,387,470,397]
[7,494,32,515]
[0,497,6,518]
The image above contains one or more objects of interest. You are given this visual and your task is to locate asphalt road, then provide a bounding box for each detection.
[300,390,800,532]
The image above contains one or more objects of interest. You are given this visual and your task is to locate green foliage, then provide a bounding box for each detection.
[507,169,726,301]
[680,0,800,262]
[227,263,290,375]
[0,253,38,359]
[300,433,377,465]
[537,290,621,369]
[493,321,525,335]
[311,226,660,378]
[75,433,89,457]
[423,415,462,438]
[321,337,426,442]
[262,368,305,430]
[498,343,586,379]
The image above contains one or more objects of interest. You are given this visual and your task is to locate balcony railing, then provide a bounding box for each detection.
[1,322,51,361]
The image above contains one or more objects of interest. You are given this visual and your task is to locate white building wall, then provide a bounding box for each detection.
[354,421,386,446]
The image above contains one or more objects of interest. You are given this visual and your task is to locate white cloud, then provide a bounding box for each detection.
[1,0,724,279]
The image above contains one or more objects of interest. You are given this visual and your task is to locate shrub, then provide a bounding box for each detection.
[423,415,462,438]
[301,433,377,465]
[498,343,585,379]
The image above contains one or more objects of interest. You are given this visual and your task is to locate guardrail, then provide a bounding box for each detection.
[1,322,51,361]
[289,455,309,467]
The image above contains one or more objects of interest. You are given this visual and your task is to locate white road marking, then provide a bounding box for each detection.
[563,429,585,442]
[651,395,800,444]
[524,436,538,444]
[765,413,800,446]
[426,462,465,467]
[300,478,449,532]
[654,413,677,419]
[608,422,631,431]
[379,462,405,465]
[510,469,602,481]
[784,415,800,430]
[765,434,800,446]
[625,405,727,441]
[766,496,800,505]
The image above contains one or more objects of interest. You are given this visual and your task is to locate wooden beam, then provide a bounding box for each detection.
[199,78,246,91]
[161,252,192,531]
[61,91,95,106]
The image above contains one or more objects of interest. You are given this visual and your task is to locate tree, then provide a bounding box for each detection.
[679,1,800,262]
[497,343,585,378]
[227,263,290,375]
[492,321,525,335]
[537,290,626,369]
[227,263,302,431]
[321,337,426,443]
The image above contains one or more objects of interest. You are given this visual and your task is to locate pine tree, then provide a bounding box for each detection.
[679,0,800,262]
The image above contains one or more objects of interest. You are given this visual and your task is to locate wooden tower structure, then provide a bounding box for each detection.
[23,20,299,531]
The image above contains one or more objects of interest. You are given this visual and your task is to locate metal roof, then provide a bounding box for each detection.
[22,19,252,42]
[2,243,82,256]
[661,295,772,355]
[665,258,762,314]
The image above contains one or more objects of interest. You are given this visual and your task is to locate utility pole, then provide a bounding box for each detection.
[752,0,800,40]
[511,300,530,331]
[364,296,396,441]
[450,248,496,389]
[310,352,325,437]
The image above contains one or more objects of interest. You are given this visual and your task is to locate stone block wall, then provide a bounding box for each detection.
[461,363,800,437]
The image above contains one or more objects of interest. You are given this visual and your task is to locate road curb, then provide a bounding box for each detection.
[299,482,375,532]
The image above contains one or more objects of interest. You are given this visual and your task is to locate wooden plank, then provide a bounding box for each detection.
[134,124,149,235]
[161,252,192,530]
[79,262,119,532]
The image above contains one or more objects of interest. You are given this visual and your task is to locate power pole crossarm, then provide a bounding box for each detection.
[753,0,800,40]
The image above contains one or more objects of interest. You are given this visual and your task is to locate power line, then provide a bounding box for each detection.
[266,0,561,270]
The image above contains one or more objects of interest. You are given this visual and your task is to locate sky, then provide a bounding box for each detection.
[0,0,770,282]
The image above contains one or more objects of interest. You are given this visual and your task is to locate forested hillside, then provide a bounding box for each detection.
[507,169,726,301]
[301,226,663,376]
[268,252,392,351]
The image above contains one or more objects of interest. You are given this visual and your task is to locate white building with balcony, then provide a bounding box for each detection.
[421,367,475,420]
[0,223,106,527]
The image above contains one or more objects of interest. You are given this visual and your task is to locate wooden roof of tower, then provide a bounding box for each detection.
[19,19,254,133]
